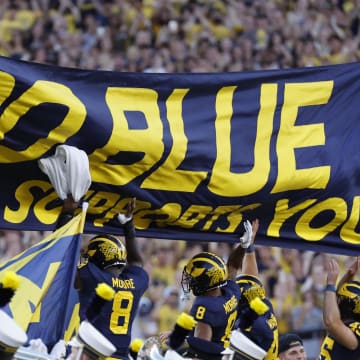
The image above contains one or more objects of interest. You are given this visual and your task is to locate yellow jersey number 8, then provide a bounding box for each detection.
[110,290,134,334]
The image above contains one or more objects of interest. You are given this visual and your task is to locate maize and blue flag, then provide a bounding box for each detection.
[0,208,87,349]
[0,56,359,254]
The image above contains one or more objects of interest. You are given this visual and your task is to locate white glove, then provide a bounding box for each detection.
[239,220,252,248]
[117,213,133,224]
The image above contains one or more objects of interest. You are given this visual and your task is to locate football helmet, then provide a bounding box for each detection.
[236,275,265,310]
[85,234,127,270]
[337,280,360,320]
[181,252,228,296]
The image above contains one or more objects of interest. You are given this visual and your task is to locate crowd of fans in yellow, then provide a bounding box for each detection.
[1,0,360,72]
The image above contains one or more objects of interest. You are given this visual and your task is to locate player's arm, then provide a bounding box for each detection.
[119,198,143,267]
[55,195,84,290]
[227,219,258,280]
[227,245,245,281]
[55,194,79,229]
[323,258,359,350]
[193,321,213,341]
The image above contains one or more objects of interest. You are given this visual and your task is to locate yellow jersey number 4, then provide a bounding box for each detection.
[319,337,334,360]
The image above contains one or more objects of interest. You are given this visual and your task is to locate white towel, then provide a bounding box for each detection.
[50,339,67,358]
[164,350,192,360]
[38,145,91,202]
[28,338,49,354]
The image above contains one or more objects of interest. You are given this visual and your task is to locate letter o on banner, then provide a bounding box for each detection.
[295,197,347,241]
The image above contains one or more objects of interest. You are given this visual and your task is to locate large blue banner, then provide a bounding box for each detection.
[0,56,359,255]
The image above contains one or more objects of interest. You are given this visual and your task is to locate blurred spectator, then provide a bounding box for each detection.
[0,230,24,262]
[278,333,307,360]
[271,276,296,334]
[290,252,327,357]
[151,239,177,287]
[133,277,167,339]
[291,286,323,358]
[151,287,182,333]
[301,253,328,309]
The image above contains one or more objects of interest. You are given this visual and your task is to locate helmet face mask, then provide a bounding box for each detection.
[181,270,192,294]
[337,280,360,320]
[181,252,228,296]
[85,234,127,270]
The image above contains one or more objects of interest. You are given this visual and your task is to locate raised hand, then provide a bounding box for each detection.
[326,258,340,285]
[240,220,253,248]
[251,218,259,242]
[347,256,360,277]
[240,218,259,248]
[62,194,79,213]
[117,197,136,224]
[125,197,136,218]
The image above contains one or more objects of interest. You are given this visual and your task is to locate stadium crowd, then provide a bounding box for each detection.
[1,0,360,72]
[1,0,360,359]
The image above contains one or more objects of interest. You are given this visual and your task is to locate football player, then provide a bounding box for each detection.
[319,257,360,359]
[179,251,241,360]
[162,217,261,359]
[234,219,278,360]
[58,196,149,360]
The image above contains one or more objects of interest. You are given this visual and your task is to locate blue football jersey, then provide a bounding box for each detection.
[319,320,360,360]
[237,298,278,360]
[189,280,240,350]
[77,262,149,359]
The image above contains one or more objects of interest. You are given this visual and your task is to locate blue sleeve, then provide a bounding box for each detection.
[227,280,241,297]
